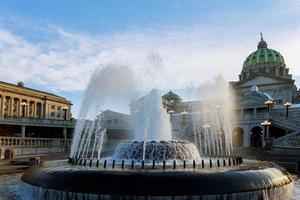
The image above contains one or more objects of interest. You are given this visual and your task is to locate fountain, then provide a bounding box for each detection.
[20,66,294,200]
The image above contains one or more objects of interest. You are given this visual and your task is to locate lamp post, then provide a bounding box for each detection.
[264,100,274,113]
[181,110,188,126]
[62,106,69,120]
[283,102,292,117]
[260,120,271,147]
[20,102,28,117]
[168,109,175,122]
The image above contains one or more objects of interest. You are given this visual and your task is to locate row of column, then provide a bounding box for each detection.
[0,96,44,118]
[241,66,288,81]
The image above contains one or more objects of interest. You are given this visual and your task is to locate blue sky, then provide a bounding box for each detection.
[0,0,300,116]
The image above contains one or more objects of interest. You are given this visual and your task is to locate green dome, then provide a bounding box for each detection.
[243,48,285,68]
[162,90,182,102]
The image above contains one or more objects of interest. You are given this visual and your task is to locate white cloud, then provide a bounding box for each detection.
[0,21,300,93]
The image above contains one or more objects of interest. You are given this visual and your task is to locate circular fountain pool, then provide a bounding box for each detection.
[21,159,294,200]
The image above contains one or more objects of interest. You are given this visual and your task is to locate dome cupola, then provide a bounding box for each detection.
[239,33,290,81]
[243,33,285,69]
[257,32,268,49]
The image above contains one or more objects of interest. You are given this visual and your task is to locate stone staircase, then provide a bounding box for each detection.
[270,113,300,131]
[272,130,300,147]
[269,113,300,148]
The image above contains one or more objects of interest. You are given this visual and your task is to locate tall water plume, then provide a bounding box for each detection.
[183,75,236,156]
[70,64,137,159]
[132,89,172,141]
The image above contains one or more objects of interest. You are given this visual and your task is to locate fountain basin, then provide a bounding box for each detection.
[21,162,294,200]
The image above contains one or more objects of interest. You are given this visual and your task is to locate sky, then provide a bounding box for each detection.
[0,0,300,117]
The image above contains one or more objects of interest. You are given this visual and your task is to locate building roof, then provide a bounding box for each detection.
[0,80,72,104]
[243,33,285,68]
[231,74,294,88]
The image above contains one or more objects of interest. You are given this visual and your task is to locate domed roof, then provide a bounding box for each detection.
[243,33,285,68]
[162,90,182,102]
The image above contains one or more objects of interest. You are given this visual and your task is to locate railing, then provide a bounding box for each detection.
[270,113,300,130]
[273,131,300,147]
[0,136,72,147]
[0,116,76,127]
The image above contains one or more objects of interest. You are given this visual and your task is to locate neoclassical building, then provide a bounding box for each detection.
[230,34,300,148]
[230,33,300,103]
[160,34,300,150]
[0,81,75,138]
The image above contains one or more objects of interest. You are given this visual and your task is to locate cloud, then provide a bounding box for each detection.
[0,17,300,94]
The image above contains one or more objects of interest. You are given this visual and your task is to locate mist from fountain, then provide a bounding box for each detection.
[179,76,235,157]
[70,64,236,161]
[132,89,172,141]
[70,65,137,160]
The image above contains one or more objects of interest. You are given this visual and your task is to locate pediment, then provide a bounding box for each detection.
[237,96,266,107]
[236,75,292,88]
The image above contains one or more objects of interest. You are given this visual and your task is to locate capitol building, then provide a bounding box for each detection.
[161,34,300,151]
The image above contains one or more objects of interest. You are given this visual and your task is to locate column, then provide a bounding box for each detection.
[262,126,266,147]
[26,101,30,117]
[253,108,257,114]
[43,97,48,119]
[63,128,67,139]
[34,102,37,118]
[9,97,13,116]
[2,96,6,116]
[275,68,279,76]
[266,125,270,139]
[0,96,3,116]
[21,126,26,138]
[243,125,251,148]
[18,100,22,117]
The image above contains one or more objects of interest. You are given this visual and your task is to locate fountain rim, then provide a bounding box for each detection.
[21,164,294,196]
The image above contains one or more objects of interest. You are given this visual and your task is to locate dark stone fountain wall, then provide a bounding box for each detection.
[22,165,294,199]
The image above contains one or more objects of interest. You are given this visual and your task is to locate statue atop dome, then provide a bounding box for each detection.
[257,32,268,49]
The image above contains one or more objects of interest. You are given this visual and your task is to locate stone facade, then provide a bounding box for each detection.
[0,81,75,138]
[0,81,72,120]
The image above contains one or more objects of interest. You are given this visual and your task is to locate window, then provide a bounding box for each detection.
[57,106,61,111]
[57,113,61,118]
[107,119,112,125]
[51,105,55,109]
[51,112,55,117]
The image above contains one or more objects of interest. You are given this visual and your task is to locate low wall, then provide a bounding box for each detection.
[0,136,71,159]
[0,146,70,159]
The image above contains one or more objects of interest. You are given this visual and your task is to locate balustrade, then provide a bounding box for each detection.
[0,136,72,147]
[0,116,76,127]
